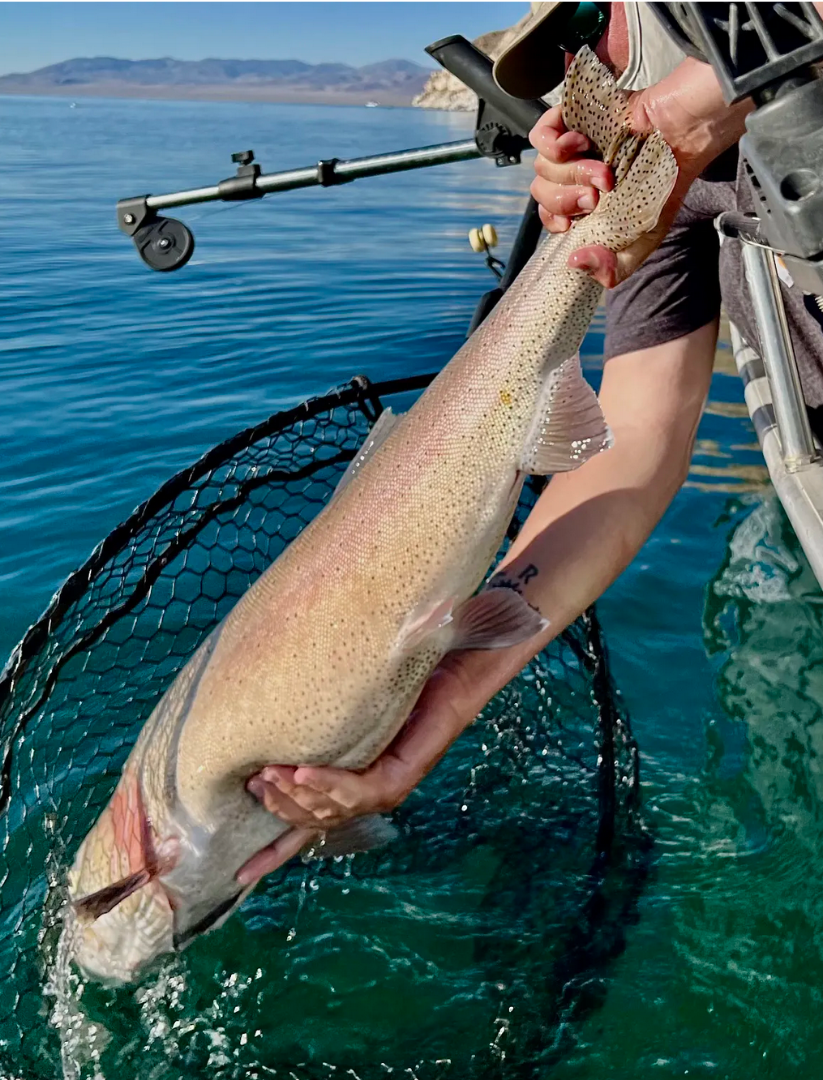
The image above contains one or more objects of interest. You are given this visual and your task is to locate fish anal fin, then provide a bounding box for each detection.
[522,354,613,476]
[333,408,400,499]
[73,867,154,921]
[450,588,548,651]
[307,815,399,859]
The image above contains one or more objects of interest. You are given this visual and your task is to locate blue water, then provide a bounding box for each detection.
[3,94,823,1078]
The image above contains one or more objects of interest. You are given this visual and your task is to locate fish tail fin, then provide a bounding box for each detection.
[562,45,636,174]
[562,46,678,251]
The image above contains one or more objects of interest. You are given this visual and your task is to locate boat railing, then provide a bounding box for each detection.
[719,211,823,587]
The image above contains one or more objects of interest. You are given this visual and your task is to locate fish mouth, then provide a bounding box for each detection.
[172,889,244,951]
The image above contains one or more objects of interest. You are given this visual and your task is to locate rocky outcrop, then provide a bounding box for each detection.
[412,13,532,112]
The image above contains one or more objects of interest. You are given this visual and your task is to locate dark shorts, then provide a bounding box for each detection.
[604,151,823,409]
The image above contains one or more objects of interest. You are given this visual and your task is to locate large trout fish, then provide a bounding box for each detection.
[66,47,677,983]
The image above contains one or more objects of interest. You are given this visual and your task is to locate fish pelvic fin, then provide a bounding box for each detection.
[562,46,678,250]
[398,586,550,656]
[522,353,613,476]
[397,596,456,655]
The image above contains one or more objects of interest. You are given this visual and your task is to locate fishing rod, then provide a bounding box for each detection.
[116,35,547,272]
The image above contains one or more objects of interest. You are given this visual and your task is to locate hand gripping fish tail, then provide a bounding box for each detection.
[568,46,677,240]
[65,46,677,984]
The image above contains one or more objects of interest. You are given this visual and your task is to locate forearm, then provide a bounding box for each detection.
[432,321,718,722]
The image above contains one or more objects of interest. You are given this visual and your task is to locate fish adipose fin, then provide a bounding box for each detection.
[332,407,400,498]
[522,353,613,476]
[451,587,548,651]
[563,46,678,250]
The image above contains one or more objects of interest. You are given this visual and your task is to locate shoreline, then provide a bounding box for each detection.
[0,82,429,108]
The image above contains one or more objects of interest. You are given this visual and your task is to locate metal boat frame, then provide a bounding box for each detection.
[723,229,823,587]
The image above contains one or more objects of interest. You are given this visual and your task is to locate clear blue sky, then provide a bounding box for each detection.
[0,2,529,75]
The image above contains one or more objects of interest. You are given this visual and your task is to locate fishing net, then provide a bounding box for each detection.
[0,373,647,1080]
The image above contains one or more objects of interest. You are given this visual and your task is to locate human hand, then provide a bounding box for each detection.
[529,57,752,288]
[244,656,478,825]
[237,650,510,885]
[529,102,614,237]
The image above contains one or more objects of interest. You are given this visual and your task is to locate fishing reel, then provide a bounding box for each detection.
[117,149,266,271]
[117,200,195,273]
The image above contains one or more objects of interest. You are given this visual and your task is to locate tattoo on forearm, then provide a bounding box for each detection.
[488,563,540,594]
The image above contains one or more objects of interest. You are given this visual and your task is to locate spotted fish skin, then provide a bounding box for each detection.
[67,47,677,984]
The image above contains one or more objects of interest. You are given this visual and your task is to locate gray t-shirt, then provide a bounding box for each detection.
[604,149,823,410]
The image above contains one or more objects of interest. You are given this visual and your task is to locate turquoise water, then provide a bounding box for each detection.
[2,94,823,1078]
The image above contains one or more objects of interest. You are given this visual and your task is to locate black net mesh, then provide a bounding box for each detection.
[0,375,646,1080]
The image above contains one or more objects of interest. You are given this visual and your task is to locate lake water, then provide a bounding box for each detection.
[2,94,823,1079]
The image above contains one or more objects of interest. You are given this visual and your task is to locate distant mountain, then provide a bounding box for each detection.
[0,55,432,105]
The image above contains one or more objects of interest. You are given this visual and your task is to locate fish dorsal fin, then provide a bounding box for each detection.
[522,353,613,476]
[72,867,154,921]
[562,46,678,252]
[332,408,400,499]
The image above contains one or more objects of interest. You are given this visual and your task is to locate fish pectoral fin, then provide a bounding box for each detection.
[173,890,246,951]
[310,814,399,859]
[450,588,548,651]
[72,867,154,922]
[332,407,401,498]
[521,353,613,476]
